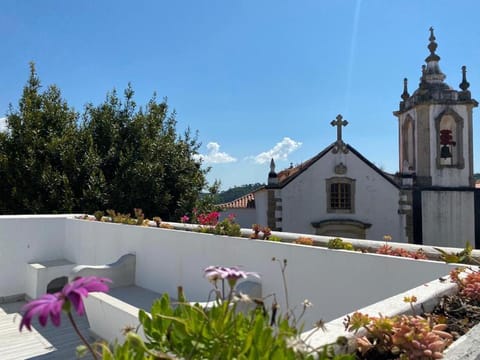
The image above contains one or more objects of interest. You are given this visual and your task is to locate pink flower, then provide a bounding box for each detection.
[204,265,260,283]
[197,211,219,226]
[19,293,63,331]
[180,215,189,223]
[20,276,110,331]
[63,276,111,316]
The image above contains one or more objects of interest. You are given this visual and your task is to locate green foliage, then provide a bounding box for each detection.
[106,209,137,225]
[213,217,241,237]
[194,180,222,215]
[216,182,265,204]
[82,85,206,219]
[269,235,283,242]
[435,241,477,264]
[0,63,83,213]
[327,238,354,251]
[0,64,207,218]
[102,292,351,360]
[193,214,241,237]
[93,210,104,221]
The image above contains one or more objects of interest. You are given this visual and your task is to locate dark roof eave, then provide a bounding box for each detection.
[268,143,399,189]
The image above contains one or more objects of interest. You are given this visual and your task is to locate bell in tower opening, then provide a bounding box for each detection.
[439,129,456,164]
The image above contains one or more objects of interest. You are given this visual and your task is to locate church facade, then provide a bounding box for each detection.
[223,29,479,248]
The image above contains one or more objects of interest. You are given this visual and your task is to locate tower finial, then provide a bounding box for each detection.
[423,27,445,83]
[270,158,276,173]
[426,26,440,62]
[401,78,410,101]
[459,65,470,91]
[268,157,278,185]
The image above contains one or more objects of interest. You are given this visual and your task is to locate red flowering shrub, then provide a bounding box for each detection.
[197,211,220,226]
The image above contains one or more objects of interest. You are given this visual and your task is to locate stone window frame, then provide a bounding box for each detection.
[401,115,416,170]
[435,108,464,169]
[326,177,356,214]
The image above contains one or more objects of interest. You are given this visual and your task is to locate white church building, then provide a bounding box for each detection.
[222,29,479,248]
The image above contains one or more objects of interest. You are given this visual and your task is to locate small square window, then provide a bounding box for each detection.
[326,177,355,213]
[330,183,351,210]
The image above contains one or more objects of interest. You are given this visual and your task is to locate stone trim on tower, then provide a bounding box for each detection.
[401,114,416,172]
[267,189,282,231]
[434,108,464,169]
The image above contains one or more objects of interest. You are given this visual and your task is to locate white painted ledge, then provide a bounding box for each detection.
[302,276,458,353]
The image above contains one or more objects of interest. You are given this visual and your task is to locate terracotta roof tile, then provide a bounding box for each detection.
[219,192,256,209]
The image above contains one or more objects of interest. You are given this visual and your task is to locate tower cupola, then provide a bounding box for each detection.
[394,28,478,187]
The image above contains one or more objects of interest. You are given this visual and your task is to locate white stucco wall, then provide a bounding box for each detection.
[219,208,257,229]
[0,216,68,297]
[279,149,404,242]
[63,219,455,325]
[0,216,461,328]
[421,190,475,248]
[253,188,268,226]
[84,292,145,343]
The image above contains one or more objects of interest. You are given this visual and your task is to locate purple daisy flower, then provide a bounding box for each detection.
[19,276,110,331]
[19,293,64,331]
[63,276,111,316]
[204,265,260,283]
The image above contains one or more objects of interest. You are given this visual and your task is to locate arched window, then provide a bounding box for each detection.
[435,109,464,168]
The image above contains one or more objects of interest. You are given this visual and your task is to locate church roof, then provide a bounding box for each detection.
[267,142,400,189]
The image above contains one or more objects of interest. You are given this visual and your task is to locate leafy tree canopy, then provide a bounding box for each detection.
[0,63,207,219]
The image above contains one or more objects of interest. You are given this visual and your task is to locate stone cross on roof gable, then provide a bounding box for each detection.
[330,114,349,153]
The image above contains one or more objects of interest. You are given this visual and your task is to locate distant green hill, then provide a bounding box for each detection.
[217,183,265,204]
[475,173,480,182]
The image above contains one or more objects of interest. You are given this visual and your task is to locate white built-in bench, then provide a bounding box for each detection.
[26,259,77,299]
[69,253,136,288]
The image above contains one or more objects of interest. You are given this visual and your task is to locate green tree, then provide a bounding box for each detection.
[82,86,207,219]
[0,64,208,218]
[0,63,82,213]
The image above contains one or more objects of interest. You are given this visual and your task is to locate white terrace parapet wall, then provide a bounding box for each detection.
[0,215,467,328]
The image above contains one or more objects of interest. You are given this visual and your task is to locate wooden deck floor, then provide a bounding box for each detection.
[0,300,95,360]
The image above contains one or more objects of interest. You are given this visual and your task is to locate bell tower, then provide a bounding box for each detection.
[395,28,478,187]
[394,28,479,248]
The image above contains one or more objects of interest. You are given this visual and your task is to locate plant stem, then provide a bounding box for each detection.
[280,259,290,317]
[67,311,98,360]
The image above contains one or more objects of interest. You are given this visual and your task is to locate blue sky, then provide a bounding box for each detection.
[1,1,480,190]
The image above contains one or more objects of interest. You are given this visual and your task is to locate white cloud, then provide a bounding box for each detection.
[253,137,302,164]
[194,142,237,164]
[0,117,6,132]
